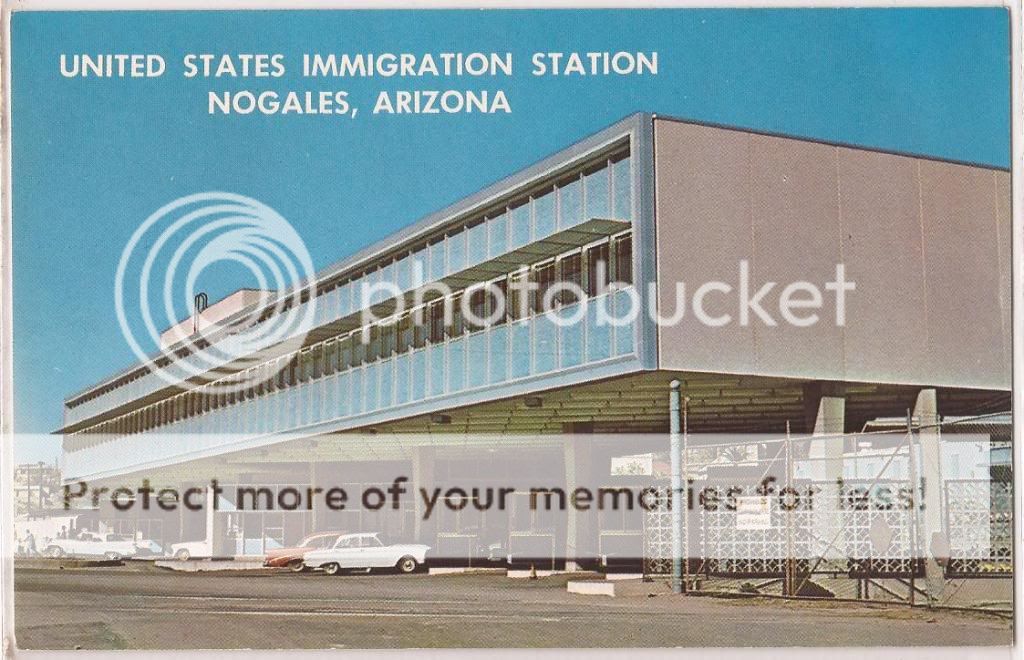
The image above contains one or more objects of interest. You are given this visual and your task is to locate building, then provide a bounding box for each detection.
[54,113,1011,569]
[13,462,62,516]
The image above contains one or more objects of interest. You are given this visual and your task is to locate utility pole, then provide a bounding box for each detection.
[669,380,683,594]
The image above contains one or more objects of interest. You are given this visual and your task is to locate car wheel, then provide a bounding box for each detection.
[46,546,64,559]
[397,556,418,574]
[104,551,122,561]
[175,549,190,561]
[322,562,341,576]
[288,559,306,573]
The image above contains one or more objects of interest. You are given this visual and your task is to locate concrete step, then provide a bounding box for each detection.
[428,567,507,576]
[155,559,268,572]
[568,576,672,598]
[15,558,122,570]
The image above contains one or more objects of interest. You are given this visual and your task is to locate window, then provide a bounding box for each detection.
[396,254,411,291]
[614,235,633,285]
[366,326,382,363]
[428,238,446,281]
[558,176,583,229]
[413,313,428,350]
[448,229,466,272]
[312,346,323,379]
[466,288,487,332]
[586,242,610,297]
[352,334,366,367]
[533,262,556,313]
[611,154,632,220]
[559,253,582,305]
[381,322,397,357]
[324,340,339,375]
[398,316,414,354]
[339,337,353,370]
[467,220,487,263]
[410,246,427,289]
[429,301,446,343]
[508,271,529,321]
[533,189,556,238]
[488,212,508,257]
[584,164,610,220]
[300,350,314,382]
[489,279,508,326]
[509,201,531,249]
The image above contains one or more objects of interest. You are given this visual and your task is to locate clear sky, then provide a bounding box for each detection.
[11,8,1010,463]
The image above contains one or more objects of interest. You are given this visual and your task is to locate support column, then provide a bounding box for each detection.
[563,422,593,572]
[668,381,683,594]
[806,392,846,573]
[810,395,845,476]
[913,389,944,601]
[205,484,218,557]
[309,462,318,535]
[412,446,436,546]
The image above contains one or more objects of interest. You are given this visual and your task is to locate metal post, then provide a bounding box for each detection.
[906,409,919,607]
[683,394,690,593]
[669,380,683,594]
[785,421,794,597]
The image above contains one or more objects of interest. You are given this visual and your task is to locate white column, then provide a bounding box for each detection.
[913,389,944,600]
[563,428,593,571]
[412,446,436,545]
[807,396,845,566]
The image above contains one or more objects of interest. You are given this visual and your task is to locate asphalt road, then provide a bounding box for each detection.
[14,564,1012,649]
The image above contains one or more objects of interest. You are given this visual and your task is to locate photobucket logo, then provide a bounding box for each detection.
[114,192,317,394]
[355,260,854,336]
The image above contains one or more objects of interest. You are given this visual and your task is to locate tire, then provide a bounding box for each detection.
[322,562,341,576]
[104,551,122,561]
[396,556,418,574]
[288,559,307,573]
[175,549,190,561]
[46,545,64,559]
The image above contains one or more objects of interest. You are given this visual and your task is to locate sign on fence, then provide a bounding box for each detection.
[735,496,772,530]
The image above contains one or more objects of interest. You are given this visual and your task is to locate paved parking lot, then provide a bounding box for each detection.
[14,563,1012,649]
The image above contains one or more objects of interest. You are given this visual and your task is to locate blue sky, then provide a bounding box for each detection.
[12,8,1010,462]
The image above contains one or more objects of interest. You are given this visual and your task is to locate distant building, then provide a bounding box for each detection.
[14,462,61,516]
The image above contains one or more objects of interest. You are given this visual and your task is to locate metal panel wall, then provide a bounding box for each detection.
[654,118,1010,390]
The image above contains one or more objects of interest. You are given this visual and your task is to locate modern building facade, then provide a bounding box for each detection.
[54,113,1011,567]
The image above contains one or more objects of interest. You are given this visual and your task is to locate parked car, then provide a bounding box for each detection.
[133,538,165,558]
[264,531,345,572]
[43,532,139,560]
[303,533,429,575]
[170,538,213,561]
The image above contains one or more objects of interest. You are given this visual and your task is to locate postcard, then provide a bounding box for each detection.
[2,4,1018,655]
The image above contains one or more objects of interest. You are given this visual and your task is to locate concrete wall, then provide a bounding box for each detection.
[654,118,1010,390]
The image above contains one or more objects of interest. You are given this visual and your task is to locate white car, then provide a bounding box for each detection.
[43,532,139,560]
[303,533,429,575]
[169,538,213,561]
